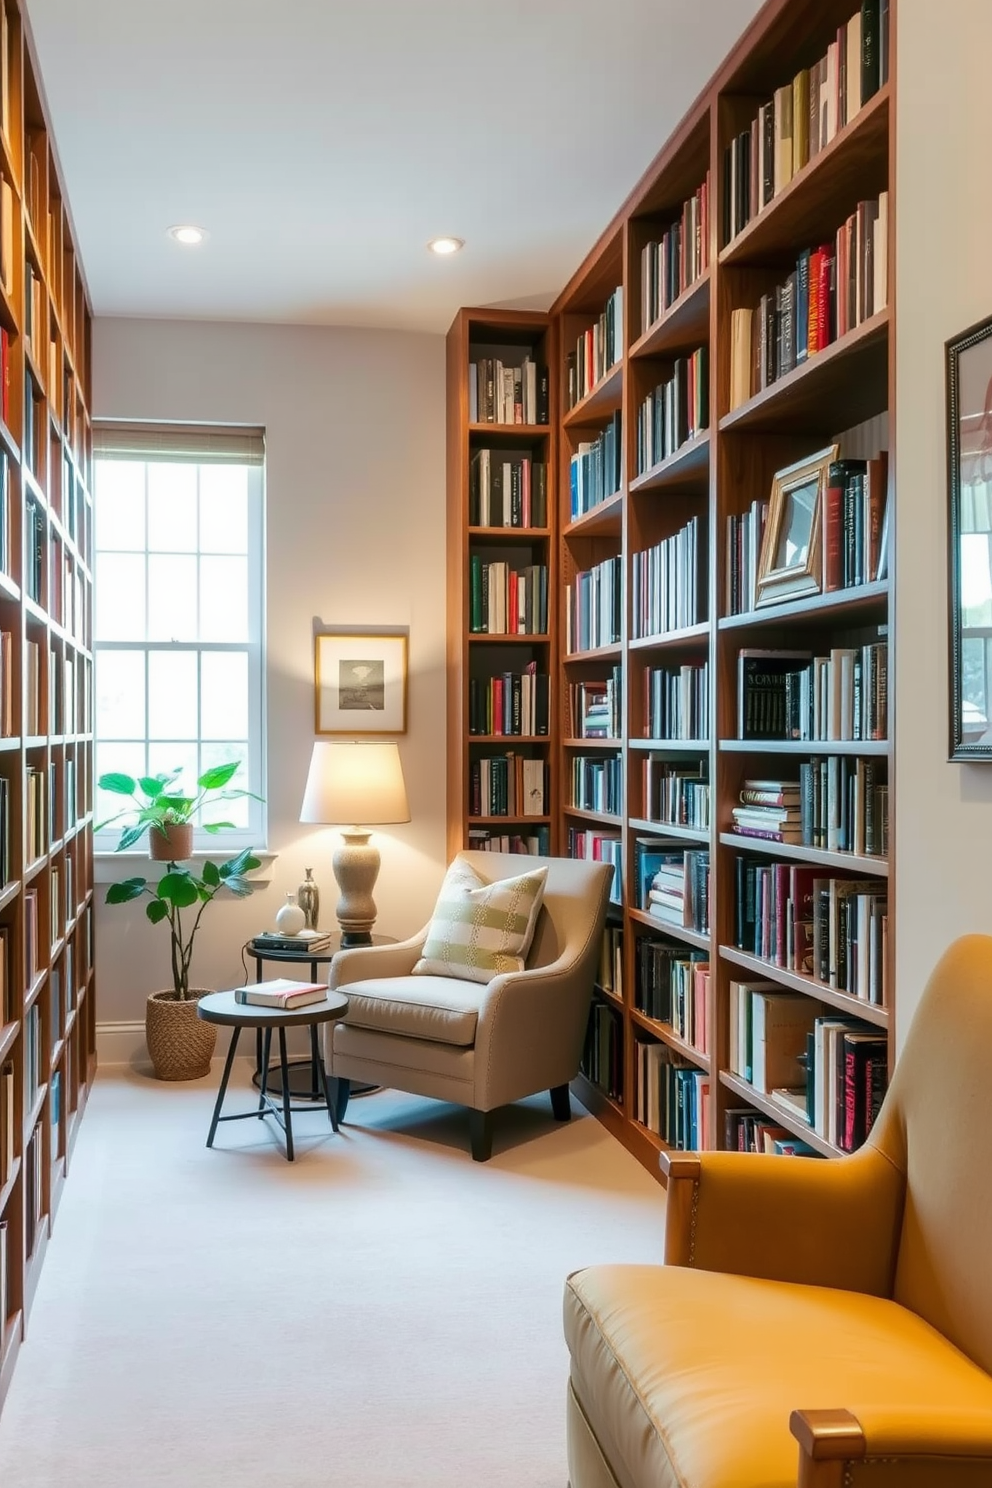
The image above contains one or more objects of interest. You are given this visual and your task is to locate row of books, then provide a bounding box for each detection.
[468,667,550,737]
[724,1108,818,1157]
[721,1,889,247]
[566,554,622,653]
[0,171,12,300]
[468,355,549,426]
[581,999,623,1101]
[635,1043,710,1150]
[470,754,546,819]
[730,762,888,856]
[24,260,44,369]
[26,766,45,863]
[468,558,548,636]
[24,496,44,604]
[823,454,889,591]
[729,194,888,410]
[0,454,8,578]
[639,176,710,334]
[597,924,623,998]
[570,411,622,520]
[643,661,709,742]
[635,348,708,474]
[642,757,710,832]
[631,515,704,639]
[634,940,709,1056]
[467,827,551,856]
[737,642,888,742]
[567,828,622,904]
[729,981,816,1095]
[24,1121,43,1259]
[0,1063,10,1186]
[567,287,623,408]
[468,450,548,529]
[0,330,8,427]
[725,498,768,615]
[734,854,887,1004]
[568,670,621,740]
[25,1001,41,1111]
[570,753,622,817]
[636,840,710,933]
[807,1015,887,1149]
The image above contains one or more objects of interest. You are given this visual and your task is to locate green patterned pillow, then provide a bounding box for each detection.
[412,860,548,984]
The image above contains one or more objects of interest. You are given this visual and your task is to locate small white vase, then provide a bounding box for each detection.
[275,892,306,935]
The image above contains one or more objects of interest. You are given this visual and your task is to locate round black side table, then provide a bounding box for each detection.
[245,932,395,1101]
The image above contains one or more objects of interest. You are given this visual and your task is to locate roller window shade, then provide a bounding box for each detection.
[93,422,265,466]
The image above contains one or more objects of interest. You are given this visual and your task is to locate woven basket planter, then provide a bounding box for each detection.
[145,989,216,1080]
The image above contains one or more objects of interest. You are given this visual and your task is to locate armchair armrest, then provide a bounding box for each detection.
[790,1409,992,1487]
[661,1146,904,1296]
[472,950,594,1108]
[328,929,428,990]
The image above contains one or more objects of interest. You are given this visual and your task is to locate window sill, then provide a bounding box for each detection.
[94,851,277,885]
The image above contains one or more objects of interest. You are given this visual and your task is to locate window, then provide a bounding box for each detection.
[93,423,266,852]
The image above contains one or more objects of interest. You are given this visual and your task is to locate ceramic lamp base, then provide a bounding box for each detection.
[332,827,380,941]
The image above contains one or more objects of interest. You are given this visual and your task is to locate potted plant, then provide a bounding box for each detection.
[96,762,259,862]
[100,760,263,1080]
[106,849,261,1080]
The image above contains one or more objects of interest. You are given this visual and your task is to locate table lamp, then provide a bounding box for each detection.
[299,740,410,946]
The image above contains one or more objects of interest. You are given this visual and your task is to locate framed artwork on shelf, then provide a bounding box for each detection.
[314,630,408,736]
[755,445,838,608]
[946,312,992,760]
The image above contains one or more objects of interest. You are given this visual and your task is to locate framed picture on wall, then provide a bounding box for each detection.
[755,445,838,608]
[315,630,408,735]
[947,312,992,759]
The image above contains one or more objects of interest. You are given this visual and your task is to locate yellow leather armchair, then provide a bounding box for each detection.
[564,935,992,1487]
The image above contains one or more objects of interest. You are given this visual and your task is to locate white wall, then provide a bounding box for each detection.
[895,0,992,1040]
[93,318,447,1026]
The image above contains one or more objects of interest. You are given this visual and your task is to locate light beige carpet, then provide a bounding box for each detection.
[0,1063,665,1487]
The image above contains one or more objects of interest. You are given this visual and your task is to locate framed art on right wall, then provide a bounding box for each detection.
[947,312,992,760]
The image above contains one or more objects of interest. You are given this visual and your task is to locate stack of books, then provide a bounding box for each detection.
[251,930,337,954]
[233,978,328,1009]
[731,778,802,843]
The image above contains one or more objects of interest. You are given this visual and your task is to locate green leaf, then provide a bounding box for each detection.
[106,878,146,904]
[201,860,221,887]
[146,900,169,925]
[118,824,149,851]
[156,795,194,820]
[198,762,240,791]
[224,875,253,899]
[98,772,137,796]
[138,776,165,799]
[218,847,258,879]
[157,872,199,908]
[202,820,236,833]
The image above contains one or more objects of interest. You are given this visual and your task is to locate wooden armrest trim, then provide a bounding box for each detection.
[791,1410,867,1461]
[658,1151,702,1182]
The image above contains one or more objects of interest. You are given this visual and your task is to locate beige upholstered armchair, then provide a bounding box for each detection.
[323,851,614,1160]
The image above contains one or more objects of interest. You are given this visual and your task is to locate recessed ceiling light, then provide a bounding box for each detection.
[169,224,207,246]
[428,236,464,256]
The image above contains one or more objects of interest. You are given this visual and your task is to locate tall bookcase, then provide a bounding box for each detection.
[0,0,96,1413]
[447,0,895,1183]
[446,310,558,860]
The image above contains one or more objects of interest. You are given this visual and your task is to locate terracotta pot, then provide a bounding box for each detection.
[149,821,194,862]
[145,989,216,1080]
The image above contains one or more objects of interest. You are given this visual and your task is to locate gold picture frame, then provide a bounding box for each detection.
[314,630,408,736]
[755,444,838,608]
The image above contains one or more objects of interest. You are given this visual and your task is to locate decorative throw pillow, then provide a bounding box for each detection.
[412,860,548,984]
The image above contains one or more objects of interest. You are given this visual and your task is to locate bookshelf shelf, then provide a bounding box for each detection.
[449,0,894,1181]
[718,832,888,875]
[629,432,710,494]
[467,815,552,826]
[719,580,888,629]
[720,87,890,269]
[630,1007,711,1072]
[467,632,549,645]
[630,274,711,361]
[595,983,624,1013]
[719,309,889,435]
[628,621,710,653]
[0,1021,16,1063]
[564,489,623,538]
[719,945,889,1027]
[469,734,550,745]
[468,423,549,438]
[468,526,551,544]
[718,1071,839,1158]
[563,361,623,428]
[0,1158,21,1220]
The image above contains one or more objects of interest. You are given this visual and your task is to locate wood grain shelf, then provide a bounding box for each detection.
[628,738,710,752]
[564,489,623,538]
[630,274,711,361]
[628,908,710,951]
[564,642,623,663]
[467,632,550,644]
[718,1071,839,1158]
[468,423,550,439]
[718,580,888,630]
[718,832,888,875]
[629,432,710,494]
[719,945,889,1028]
[719,738,888,755]
[563,361,623,428]
[630,1007,711,1072]
[628,621,710,652]
[562,805,623,826]
[563,736,622,749]
[628,817,710,844]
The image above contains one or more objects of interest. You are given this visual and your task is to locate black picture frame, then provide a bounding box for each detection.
[947,312,992,759]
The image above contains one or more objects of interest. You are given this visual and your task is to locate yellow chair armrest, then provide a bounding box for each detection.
[790,1409,992,1487]
[661,1146,904,1295]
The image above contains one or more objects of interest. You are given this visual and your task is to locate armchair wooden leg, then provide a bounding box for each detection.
[469,1108,494,1162]
[550,1084,571,1121]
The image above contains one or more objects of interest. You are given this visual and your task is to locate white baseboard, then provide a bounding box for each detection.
[96,1021,316,1069]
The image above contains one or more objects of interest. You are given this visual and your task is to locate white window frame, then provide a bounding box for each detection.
[92,424,267,858]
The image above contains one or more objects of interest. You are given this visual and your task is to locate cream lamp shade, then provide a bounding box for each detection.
[299,741,410,945]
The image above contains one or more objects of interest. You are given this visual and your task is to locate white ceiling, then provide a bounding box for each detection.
[26,0,763,333]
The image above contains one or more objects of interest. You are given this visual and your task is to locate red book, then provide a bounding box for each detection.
[823,468,845,590]
[815,244,834,351]
[867,452,888,579]
[807,250,822,358]
[491,676,503,735]
[773,861,790,967]
[507,570,518,634]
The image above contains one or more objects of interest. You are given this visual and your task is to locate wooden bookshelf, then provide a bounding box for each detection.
[445,0,894,1178]
[445,309,557,860]
[0,0,96,1416]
